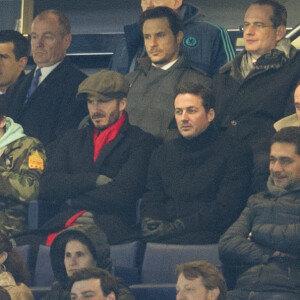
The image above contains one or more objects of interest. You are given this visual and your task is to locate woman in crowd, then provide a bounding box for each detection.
[0,233,33,300]
[42,224,135,300]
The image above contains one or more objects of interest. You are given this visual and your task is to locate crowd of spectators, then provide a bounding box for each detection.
[0,0,299,299]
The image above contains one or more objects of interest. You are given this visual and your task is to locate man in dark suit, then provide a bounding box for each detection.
[4,9,87,147]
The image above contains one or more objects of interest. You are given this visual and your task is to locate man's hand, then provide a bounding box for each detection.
[141,217,185,241]
[96,175,112,186]
[272,251,297,259]
[76,211,95,225]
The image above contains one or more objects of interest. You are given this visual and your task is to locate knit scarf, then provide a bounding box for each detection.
[240,38,292,79]
[93,113,125,162]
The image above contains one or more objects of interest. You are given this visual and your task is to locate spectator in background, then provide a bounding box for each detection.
[219,127,300,300]
[4,9,87,148]
[0,233,33,300]
[213,0,300,192]
[125,7,211,142]
[0,111,46,237]
[42,224,134,300]
[141,83,252,244]
[274,80,300,130]
[110,0,235,77]
[176,261,227,300]
[70,267,119,300]
[0,30,28,112]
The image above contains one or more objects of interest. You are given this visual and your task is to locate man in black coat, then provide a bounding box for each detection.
[4,10,87,147]
[213,0,300,192]
[38,70,156,245]
[140,82,253,245]
[0,30,28,112]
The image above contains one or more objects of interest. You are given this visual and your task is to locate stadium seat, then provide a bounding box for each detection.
[32,245,55,287]
[141,243,221,284]
[110,241,142,285]
[130,283,176,300]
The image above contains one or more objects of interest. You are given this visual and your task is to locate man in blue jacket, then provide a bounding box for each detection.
[110,0,235,77]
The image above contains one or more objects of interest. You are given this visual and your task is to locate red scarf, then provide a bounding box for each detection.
[93,113,126,162]
[46,210,87,246]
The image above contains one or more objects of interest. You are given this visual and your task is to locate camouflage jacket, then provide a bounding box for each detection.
[0,135,46,235]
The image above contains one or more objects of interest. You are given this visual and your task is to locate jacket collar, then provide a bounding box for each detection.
[218,39,297,83]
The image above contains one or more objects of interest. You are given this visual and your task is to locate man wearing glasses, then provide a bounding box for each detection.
[213,0,300,193]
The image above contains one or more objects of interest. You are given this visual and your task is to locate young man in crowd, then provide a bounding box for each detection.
[125,7,211,142]
[176,261,227,300]
[140,83,252,244]
[110,0,235,77]
[219,127,300,299]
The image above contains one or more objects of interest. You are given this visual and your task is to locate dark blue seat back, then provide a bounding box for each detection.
[110,241,141,285]
[141,243,221,284]
[33,245,55,286]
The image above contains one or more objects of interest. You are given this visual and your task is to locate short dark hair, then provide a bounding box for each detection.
[69,267,119,299]
[0,30,29,60]
[139,6,183,36]
[176,261,227,300]
[34,9,71,36]
[175,82,215,112]
[251,0,287,27]
[271,127,300,155]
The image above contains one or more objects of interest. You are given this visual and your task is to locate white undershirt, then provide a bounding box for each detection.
[152,58,179,70]
[36,61,62,85]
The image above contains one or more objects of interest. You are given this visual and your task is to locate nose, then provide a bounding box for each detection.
[33,37,44,48]
[181,110,189,121]
[150,36,158,47]
[271,160,283,172]
[69,255,77,266]
[176,291,186,300]
[244,24,255,35]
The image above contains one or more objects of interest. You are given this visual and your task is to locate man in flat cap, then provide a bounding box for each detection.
[37,70,156,245]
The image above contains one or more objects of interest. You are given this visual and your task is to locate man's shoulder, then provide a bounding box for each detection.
[274,114,299,131]
[125,123,156,143]
[53,59,87,80]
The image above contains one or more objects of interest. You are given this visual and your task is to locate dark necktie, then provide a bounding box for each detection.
[25,68,41,103]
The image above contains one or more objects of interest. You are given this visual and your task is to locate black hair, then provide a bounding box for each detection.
[139,6,183,36]
[69,267,119,299]
[271,127,300,155]
[175,82,215,112]
[0,30,29,60]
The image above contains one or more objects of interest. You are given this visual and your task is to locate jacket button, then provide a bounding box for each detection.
[231,120,237,126]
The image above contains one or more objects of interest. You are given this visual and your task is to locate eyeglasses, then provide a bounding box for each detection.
[239,22,274,31]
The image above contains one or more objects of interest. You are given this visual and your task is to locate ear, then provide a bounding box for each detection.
[208,287,220,300]
[0,252,8,265]
[207,108,215,122]
[275,25,286,42]
[0,116,7,129]
[63,33,72,51]
[119,97,127,112]
[176,30,184,45]
[17,56,28,72]
[174,0,183,11]
[106,291,116,300]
